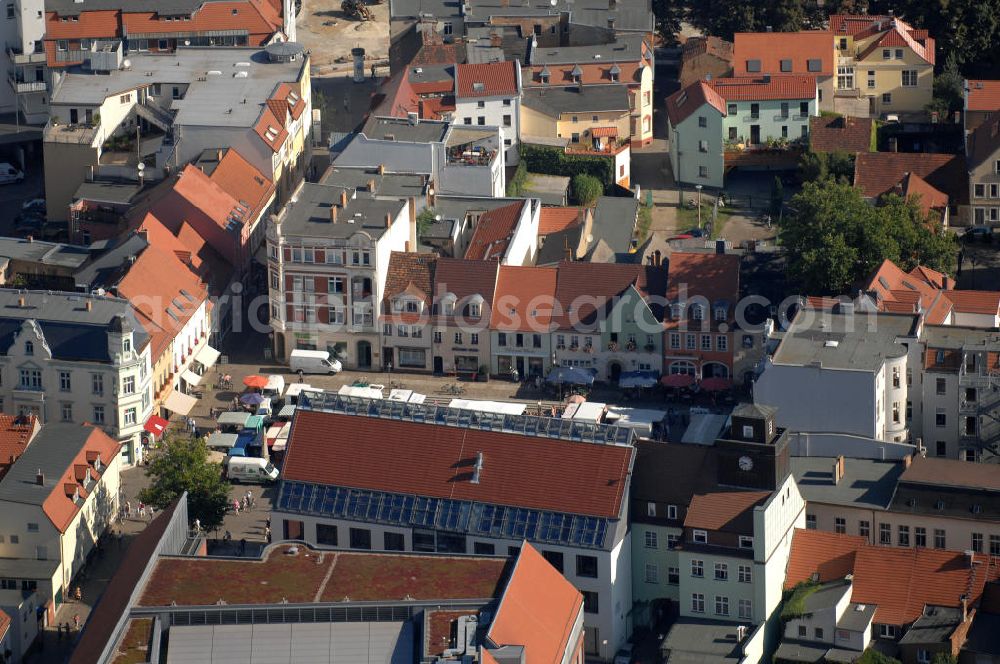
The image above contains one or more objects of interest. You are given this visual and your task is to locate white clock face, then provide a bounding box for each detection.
[738,455,754,471]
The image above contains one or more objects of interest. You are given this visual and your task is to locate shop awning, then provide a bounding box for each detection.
[591,126,618,137]
[206,432,238,449]
[163,391,197,416]
[143,415,169,437]
[194,344,221,370]
[181,369,203,387]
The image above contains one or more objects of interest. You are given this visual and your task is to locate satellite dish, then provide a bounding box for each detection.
[137,163,145,171]
[184,39,191,46]
[122,59,131,69]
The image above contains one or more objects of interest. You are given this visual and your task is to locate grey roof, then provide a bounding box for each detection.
[922,324,1000,351]
[276,184,406,240]
[838,603,877,632]
[802,581,851,613]
[0,289,148,361]
[73,233,150,289]
[361,116,451,144]
[522,174,569,205]
[732,402,776,420]
[964,612,1000,655]
[790,457,902,510]
[0,556,61,579]
[824,649,864,664]
[52,48,305,130]
[0,237,90,270]
[320,167,428,199]
[589,195,638,257]
[527,34,647,65]
[660,618,746,664]
[48,0,201,15]
[390,0,462,20]
[408,63,454,85]
[72,180,143,206]
[521,85,631,116]
[771,311,919,370]
[433,195,528,223]
[898,606,962,645]
[0,423,98,508]
[463,0,653,33]
[165,621,414,664]
[536,226,583,265]
[773,641,829,664]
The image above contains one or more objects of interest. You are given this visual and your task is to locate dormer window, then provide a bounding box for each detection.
[691,304,704,321]
[739,535,754,549]
[444,302,455,315]
[24,341,32,356]
[693,529,708,543]
[469,302,481,318]
[123,338,131,354]
[392,300,403,312]
[714,305,727,321]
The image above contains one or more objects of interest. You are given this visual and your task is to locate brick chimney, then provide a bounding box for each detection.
[339,190,348,208]
[329,205,338,223]
[367,178,377,191]
[489,32,502,47]
[85,300,93,312]
[377,163,385,175]
[385,212,393,227]
[832,455,845,484]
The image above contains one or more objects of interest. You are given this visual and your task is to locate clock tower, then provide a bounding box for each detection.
[714,402,790,491]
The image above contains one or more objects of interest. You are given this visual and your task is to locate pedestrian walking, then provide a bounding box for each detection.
[125,500,131,519]
[239,538,247,556]
[265,526,271,543]
[138,502,145,518]
[73,614,80,631]
[193,518,201,533]
[224,530,232,542]
[74,586,82,602]
[56,623,62,640]
[233,498,240,514]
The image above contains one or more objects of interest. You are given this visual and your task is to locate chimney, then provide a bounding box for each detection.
[367,178,377,191]
[35,470,43,486]
[889,137,898,152]
[217,148,224,162]
[377,163,386,175]
[961,595,969,623]
[903,453,912,468]
[339,190,348,208]
[607,16,615,29]
[26,235,32,243]
[608,0,616,8]
[471,451,484,483]
[832,455,845,484]
[385,212,393,227]
[329,205,338,223]
[85,300,93,312]
[489,32,502,47]
[17,296,25,307]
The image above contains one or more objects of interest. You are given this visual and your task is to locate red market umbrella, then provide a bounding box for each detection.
[243,375,268,389]
[700,377,733,392]
[143,415,169,437]
[661,374,695,388]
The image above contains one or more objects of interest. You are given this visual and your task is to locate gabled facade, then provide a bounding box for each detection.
[710,76,818,147]
[965,118,1000,227]
[454,61,522,164]
[829,14,935,118]
[379,251,436,373]
[430,257,498,377]
[490,264,557,378]
[965,80,1000,133]
[732,31,834,112]
[666,80,727,189]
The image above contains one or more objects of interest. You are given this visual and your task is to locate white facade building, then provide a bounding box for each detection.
[453,61,522,165]
[272,396,636,660]
[0,291,153,465]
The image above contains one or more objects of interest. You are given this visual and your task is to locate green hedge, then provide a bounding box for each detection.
[520,144,615,190]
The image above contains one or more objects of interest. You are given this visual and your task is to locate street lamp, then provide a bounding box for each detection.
[386,360,392,386]
[695,184,703,228]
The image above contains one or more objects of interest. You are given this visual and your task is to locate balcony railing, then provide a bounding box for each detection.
[44,120,99,145]
[8,74,46,94]
[54,49,88,63]
[7,47,46,65]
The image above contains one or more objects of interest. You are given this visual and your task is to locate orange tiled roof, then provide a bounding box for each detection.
[683,490,770,532]
[864,259,952,324]
[456,61,519,98]
[732,31,833,77]
[382,252,436,309]
[944,290,1000,316]
[665,252,740,329]
[253,106,288,153]
[855,19,935,65]
[464,201,526,262]
[0,415,38,476]
[45,10,119,39]
[708,75,817,101]
[924,347,962,372]
[967,80,1000,112]
[208,148,275,224]
[538,207,583,235]
[491,265,558,332]
[665,80,727,127]
[121,1,280,43]
[524,61,643,87]
[854,152,966,204]
[488,543,583,664]
[41,427,121,533]
[784,528,867,587]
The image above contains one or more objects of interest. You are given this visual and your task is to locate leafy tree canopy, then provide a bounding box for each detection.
[572,173,604,207]
[139,435,230,530]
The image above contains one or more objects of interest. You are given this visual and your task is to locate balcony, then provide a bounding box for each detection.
[44,120,99,145]
[7,47,46,65]
[55,49,88,64]
[566,137,630,156]
[8,74,46,94]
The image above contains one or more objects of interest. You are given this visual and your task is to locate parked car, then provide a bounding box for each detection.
[0,163,24,185]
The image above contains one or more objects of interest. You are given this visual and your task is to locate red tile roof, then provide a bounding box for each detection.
[538,208,583,236]
[829,14,895,36]
[733,31,833,77]
[282,409,634,518]
[523,61,644,87]
[808,115,873,154]
[0,415,38,478]
[207,148,276,224]
[551,261,642,330]
[665,252,741,329]
[864,259,952,324]
[489,543,583,664]
[665,80,727,127]
[896,172,949,220]
[944,290,1000,316]
[856,20,935,65]
[682,36,733,60]
[432,258,498,327]
[121,1,280,44]
[683,490,770,533]
[42,426,121,533]
[784,528,867,588]
[382,252,436,320]
[853,152,967,203]
[924,347,962,372]
[785,529,1000,625]
[253,106,289,153]
[967,80,1000,112]
[708,75,817,101]
[492,265,558,332]
[45,10,119,40]
[464,201,527,261]
[456,61,519,98]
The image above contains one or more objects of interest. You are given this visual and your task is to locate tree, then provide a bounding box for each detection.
[856,649,902,664]
[139,435,230,530]
[416,207,438,237]
[930,654,957,664]
[651,0,683,45]
[572,174,603,207]
[779,179,957,294]
[797,151,854,184]
[770,176,785,218]
[926,54,965,120]
[687,0,760,40]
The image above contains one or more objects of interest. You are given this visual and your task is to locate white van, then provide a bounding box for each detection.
[0,163,24,185]
[290,349,343,375]
[227,457,279,484]
[256,398,273,418]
